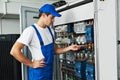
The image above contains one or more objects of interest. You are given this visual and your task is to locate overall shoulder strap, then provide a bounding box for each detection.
[47,27,54,42]
[32,24,44,46]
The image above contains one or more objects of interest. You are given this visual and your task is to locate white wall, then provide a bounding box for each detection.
[0,0,60,14]
[0,18,20,34]
[0,0,59,34]
[0,3,4,14]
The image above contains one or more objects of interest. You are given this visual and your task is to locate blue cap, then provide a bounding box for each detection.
[39,4,61,17]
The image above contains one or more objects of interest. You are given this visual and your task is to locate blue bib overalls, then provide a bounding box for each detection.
[29,25,54,80]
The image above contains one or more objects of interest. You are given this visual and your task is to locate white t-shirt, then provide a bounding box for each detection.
[17,23,54,60]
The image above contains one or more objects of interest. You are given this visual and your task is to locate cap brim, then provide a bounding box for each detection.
[51,12,61,17]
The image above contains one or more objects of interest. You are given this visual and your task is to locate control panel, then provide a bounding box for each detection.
[55,19,95,80]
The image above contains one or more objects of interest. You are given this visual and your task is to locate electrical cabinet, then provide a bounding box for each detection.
[54,19,95,80]
[54,0,118,80]
[54,1,95,80]
[20,0,118,80]
[0,34,21,80]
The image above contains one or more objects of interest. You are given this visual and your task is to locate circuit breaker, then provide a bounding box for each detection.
[55,19,95,80]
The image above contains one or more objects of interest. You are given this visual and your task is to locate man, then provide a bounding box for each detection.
[10,4,81,80]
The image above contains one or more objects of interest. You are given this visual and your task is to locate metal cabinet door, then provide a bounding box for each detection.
[20,6,39,80]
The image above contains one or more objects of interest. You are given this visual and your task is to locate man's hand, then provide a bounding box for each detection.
[68,44,81,51]
[32,58,46,68]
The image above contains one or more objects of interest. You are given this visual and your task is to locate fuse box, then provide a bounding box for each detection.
[54,19,95,80]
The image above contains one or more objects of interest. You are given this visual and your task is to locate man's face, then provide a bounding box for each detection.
[45,14,55,26]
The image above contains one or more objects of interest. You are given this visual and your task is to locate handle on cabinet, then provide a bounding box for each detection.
[100,0,104,1]
[117,40,120,44]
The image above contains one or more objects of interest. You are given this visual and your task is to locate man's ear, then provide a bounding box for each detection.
[42,13,46,17]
